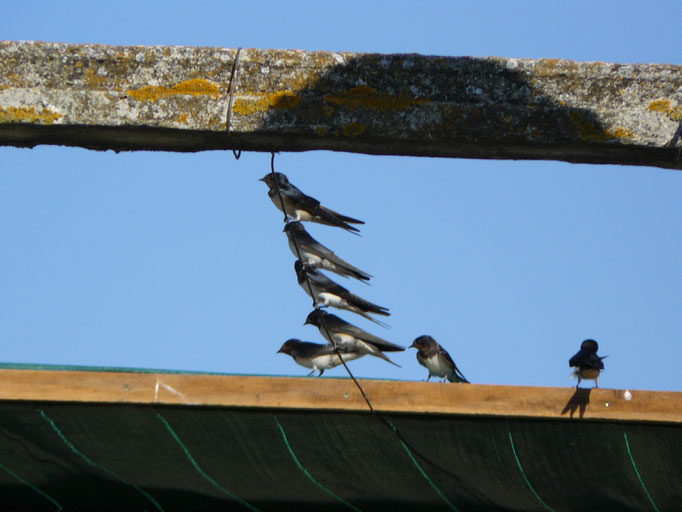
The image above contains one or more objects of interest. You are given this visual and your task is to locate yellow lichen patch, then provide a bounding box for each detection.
[315,126,328,136]
[85,68,106,88]
[322,105,334,116]
[342,122,365,137]
[269,91,301,110]
[325,85,429,112]
[232,91,301,115]
[174,113,188,124]
[127,79,220,102]
[647,99,682,121]
[605,127,634,139]
[570,111,612,143]
[0,106,62,125]
[648,99,670,112]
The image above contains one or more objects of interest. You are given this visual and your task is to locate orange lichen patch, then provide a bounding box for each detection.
[342,122,365,136]
[127,79,220,102]
[325,85,429,112]
[0,106,62,125]
[232,91,301,115]
[173,113,188,124]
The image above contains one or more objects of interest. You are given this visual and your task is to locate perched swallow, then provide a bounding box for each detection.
[410,335,469,383]
[277,338,363,376]
[284,222,372,282]
[259,172,364,233]
[569,339,605,388]
[305,309,403,367]
[295,260,390,326]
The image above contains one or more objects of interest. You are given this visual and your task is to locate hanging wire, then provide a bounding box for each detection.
[226,47,243,160]
[267,153,482,507]
[268,152,376,409]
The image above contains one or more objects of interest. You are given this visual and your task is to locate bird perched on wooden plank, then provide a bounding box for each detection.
[277,338,363,376]
[410,335,469,383]
[569,339,606,388]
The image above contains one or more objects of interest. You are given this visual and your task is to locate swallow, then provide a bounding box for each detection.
[277,338,363,376]
[410,335,469,383]
[259,172,364,233]
[284,222,372,282]
[295,260,390,326]
[305,309,403,367]
[569,339,605,388]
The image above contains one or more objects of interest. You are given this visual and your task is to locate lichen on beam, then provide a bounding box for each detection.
[1,40,681,169]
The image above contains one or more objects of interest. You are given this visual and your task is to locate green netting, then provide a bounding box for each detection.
[0,399,680,511]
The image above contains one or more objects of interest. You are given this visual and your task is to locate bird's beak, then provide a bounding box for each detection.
[409,342,417,349]
[258,177,266,182]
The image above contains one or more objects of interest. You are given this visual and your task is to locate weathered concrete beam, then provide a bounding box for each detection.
[1,40,681,169]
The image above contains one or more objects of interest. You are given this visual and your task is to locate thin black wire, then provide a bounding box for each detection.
[226,47,242,160]
[268,152,376,409]
[267,154,487,504]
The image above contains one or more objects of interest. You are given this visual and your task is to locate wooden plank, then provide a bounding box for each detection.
[1,41,681,169]
[0,369,680,424]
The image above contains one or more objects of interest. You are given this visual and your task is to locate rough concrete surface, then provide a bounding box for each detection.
[1,41,680,168]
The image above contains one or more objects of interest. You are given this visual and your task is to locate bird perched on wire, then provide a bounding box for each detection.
[260,172,364,233]
[284,222,372,283]
[277,338,363,377]
[569,339,606,388]
[305,309,403,367]
[410,335,469,383]
[295,260,390,326]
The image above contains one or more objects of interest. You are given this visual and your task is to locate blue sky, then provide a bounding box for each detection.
[1,1,680,391]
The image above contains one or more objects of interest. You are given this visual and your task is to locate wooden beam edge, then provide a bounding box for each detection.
[0,369,679,424]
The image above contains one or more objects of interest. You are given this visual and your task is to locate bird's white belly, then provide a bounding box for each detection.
[423,354,449,378]
[329,332,357,348]
[318,292,344,308]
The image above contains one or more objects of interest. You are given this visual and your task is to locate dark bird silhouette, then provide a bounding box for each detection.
[410,335,469,383]
[260,172,364,233]
[277,338,363,376]
[569,339,605,388]
[305,309,403,367]
[284,222,371,282]
[295,260,390,326]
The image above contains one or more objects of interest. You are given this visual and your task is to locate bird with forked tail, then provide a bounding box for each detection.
[305,309,403,367]
[260,172,364,234]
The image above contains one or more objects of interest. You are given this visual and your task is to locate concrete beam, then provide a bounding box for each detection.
[1,41,681,169]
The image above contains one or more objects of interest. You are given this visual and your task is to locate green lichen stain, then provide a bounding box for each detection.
[127,79,220,102]
[341,122,365,136]
[232,91,301,115]
[325,85,429,112]
[648,99,682,122]
[0,106,62,125]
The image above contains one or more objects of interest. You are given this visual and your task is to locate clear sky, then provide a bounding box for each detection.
[1,1,680,392]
